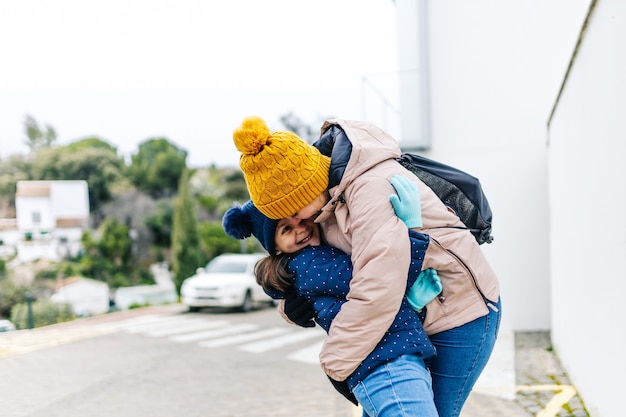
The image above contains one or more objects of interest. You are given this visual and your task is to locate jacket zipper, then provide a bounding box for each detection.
[429,237,485,302]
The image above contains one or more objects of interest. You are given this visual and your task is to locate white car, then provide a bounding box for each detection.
[0,319,15,332]
[181,253,274,313]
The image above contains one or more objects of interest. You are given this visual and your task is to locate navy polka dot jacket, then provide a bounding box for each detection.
[284,230,437,390]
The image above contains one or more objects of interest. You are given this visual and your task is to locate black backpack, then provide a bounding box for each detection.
[397,153,494,244]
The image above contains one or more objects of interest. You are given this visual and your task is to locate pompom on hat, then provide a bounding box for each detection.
[233,116,331,220]
[222,200,277,254]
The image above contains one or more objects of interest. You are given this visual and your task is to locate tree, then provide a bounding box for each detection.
[97,218,132,268]
[63,137,118,154]
[144,199,174,247]
[29,145,126,211]
[78,219,131,285]
[0,154,31,217]
[23,114,57,153]
[198,221,250,260]
[99,189,159,263]
[191,167,250,222]
[221,171,250,203]
[279,112,317,143]
[171,169,201,293]
[128,138,188,198]
[76,218,152,288]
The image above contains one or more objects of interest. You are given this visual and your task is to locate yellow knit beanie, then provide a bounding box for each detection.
[233,116,331,220]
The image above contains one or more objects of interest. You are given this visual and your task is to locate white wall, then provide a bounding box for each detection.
[16,180,89,231]
[400,0,590,330]
[548,1,626,416]
[50,181,90,218]
[51,278,110,316]
[16,240,58,263]
[16,195,53,230]
[397,1,623,415]
[114,285,178,310]
[13,180,90,262]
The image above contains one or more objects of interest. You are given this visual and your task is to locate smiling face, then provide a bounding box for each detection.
[274,217,322,254]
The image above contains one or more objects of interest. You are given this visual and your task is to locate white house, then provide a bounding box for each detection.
[50,276,110,316]
[12,180,90,263]
[0,218,19,258]
[113,263,177,310]
[373,1,622,416]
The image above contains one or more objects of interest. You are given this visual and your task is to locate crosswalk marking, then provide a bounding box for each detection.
[103,314,169,330]
[171,323,259,343]
[145,319,230,337]
[165,321,231,342]
[198,327,289,348]
[114,314,326,364]
[238,328,325,353]
[124,316,194,333]
[287,340,325,364]
[0,313,327,363]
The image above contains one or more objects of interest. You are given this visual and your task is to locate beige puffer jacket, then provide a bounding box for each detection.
[311,119,500,382]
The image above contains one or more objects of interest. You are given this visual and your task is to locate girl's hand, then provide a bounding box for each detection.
[389,175,422,228]
[407,268,442,311]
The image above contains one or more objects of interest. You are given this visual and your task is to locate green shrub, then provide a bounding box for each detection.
[0,279,26,318]
[128,301,151,310]
[11,300,75,329]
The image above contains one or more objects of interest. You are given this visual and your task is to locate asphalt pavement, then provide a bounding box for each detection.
[0,305,589,417]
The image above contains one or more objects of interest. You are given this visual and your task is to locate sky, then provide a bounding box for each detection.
[0,0,398,168]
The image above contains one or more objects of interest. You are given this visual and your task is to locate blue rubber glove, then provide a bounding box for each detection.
[407,268,442,311]
[389,174,423,228]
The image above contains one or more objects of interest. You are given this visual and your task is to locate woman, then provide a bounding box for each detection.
[232,116,501,417]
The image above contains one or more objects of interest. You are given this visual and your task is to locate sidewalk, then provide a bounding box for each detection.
[460,330,589,417]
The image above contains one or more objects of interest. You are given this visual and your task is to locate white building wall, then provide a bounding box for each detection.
[17,240,58,263]
[53,227,85,258]
[114,286,178,310]
[547,1,626,416]
[15,195,53,230]
[0,228,20,246]
[395,1,623,415]
[13,180,89,263]
[398,0,590,331]
[51,278,110,316]
[50,181,89,218]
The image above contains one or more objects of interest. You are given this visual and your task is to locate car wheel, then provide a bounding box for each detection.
[240,290,253,313]
[188,306,201,313]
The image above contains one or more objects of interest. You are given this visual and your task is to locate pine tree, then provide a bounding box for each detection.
[171,169,201,294]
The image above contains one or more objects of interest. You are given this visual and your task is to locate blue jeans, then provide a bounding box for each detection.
[424,296,502,417]
[352,354,438,417]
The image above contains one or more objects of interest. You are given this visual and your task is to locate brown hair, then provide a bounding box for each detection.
[255,253,295,294]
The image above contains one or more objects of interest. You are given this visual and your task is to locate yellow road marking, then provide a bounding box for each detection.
[517,384,577,417]
[0,326,115,357]
[474,384,578,417]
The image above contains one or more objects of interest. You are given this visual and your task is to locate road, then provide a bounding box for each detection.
[0,304,357,417]
[2,304,579,417]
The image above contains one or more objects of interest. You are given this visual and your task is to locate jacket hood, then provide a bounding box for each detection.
[314,120,402,193]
